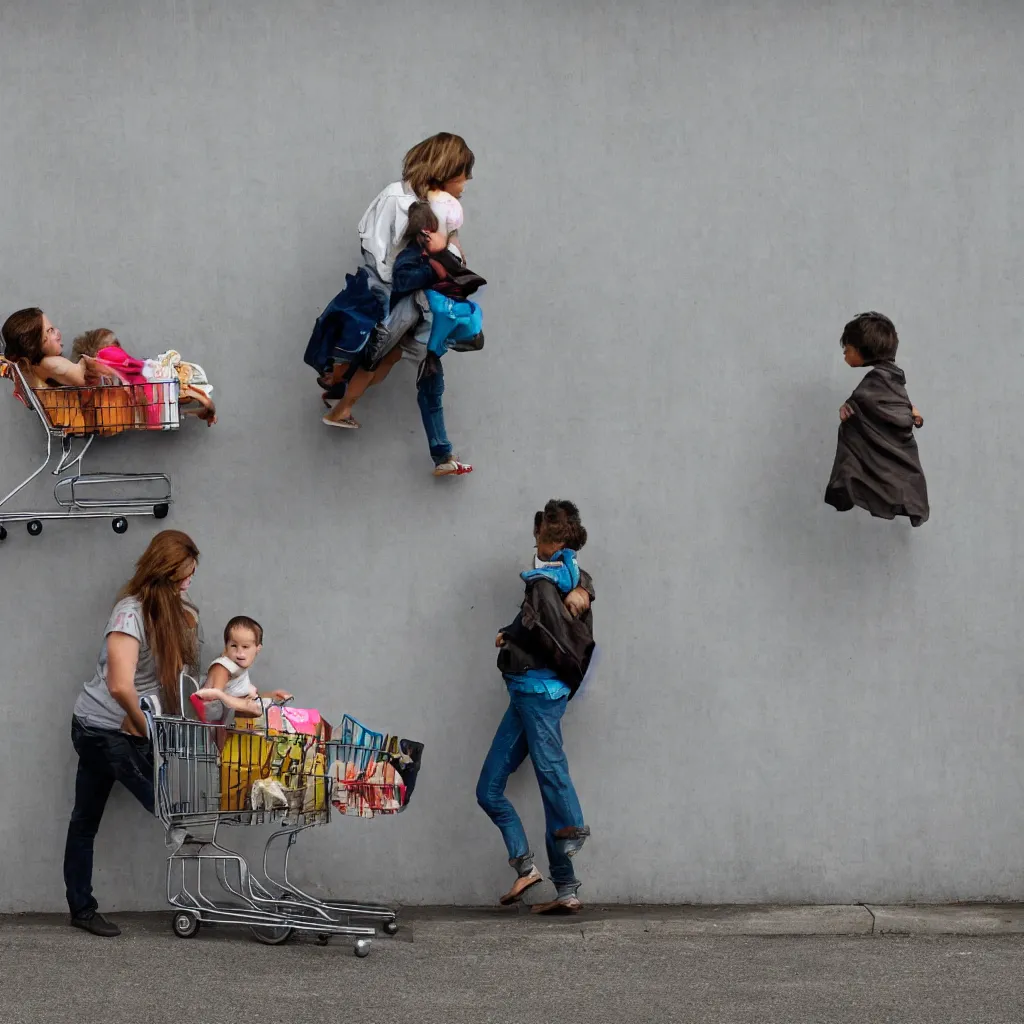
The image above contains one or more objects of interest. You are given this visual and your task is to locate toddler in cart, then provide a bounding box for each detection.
[191,616,291,740]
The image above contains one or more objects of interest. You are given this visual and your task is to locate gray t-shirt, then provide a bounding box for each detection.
[73,596,201,730]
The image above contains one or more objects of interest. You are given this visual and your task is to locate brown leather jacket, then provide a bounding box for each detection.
[497,570,596,699]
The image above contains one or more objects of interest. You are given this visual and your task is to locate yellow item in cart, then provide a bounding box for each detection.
[220,720,274,811]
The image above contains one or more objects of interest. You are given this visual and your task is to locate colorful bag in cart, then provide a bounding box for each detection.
[327,715,424,818]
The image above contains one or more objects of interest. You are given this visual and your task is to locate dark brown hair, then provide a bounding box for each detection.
[534,500,588,551]
[72,328,117,361]
[841,311,899,363]
[403,133,475,199]
[1,307,45,369]
[403,201,440,244]
[225,615,264,646]
[118,530,201,714]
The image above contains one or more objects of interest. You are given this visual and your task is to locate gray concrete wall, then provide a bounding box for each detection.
[1,0,1022,911]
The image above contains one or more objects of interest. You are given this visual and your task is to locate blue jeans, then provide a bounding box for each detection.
[416,358,452,465]
[425,291,482,357]
[476,690,584,893]
[64,716,155,917]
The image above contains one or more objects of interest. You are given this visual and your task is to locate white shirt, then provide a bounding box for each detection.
[358,181,418,284]
[208,655,257,700]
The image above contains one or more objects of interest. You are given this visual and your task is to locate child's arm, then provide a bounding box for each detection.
[259,689,293,703]
[194,687,263,717]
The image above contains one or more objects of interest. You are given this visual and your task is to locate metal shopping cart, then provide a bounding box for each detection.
[143,690,412,957]
[0,356,179,540]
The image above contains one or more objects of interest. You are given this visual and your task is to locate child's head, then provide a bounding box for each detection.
[2,307,61,366]
[71,328,118,361]
[403,132,475,200]
[841,312,899,367]
[224,615,264,669]
[534,500,588,559]
[404,201,440,244]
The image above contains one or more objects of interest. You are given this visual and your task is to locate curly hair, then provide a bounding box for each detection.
[71,328,117,361]
[841,312,899,363]
[534,500,588,551]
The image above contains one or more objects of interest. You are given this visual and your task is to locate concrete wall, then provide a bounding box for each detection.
[1,0,1022,911]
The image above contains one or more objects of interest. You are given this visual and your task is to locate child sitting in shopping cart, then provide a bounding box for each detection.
[72,328,217,426]
[191,616,291,732]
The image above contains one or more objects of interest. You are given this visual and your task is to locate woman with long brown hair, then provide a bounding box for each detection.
[64,529,202,936]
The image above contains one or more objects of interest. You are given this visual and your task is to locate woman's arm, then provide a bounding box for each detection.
[38,355,90,387]
[105,632,148,736]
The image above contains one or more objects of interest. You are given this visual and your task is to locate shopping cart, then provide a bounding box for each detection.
[143,689,413,957]
[0,356,178,540]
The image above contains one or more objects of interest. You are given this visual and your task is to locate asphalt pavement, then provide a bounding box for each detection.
[2,909,1023,1024]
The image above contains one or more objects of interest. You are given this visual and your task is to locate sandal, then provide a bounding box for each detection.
[323,415,360,430]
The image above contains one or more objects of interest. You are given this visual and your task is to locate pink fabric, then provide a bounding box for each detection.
[96,345,162,427]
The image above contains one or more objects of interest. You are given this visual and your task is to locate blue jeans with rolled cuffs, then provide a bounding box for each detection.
[476,690,584,895]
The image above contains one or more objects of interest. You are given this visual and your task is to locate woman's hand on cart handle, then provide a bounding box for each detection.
[268,689,293,705]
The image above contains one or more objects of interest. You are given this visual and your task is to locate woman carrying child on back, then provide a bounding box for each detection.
[316,133,480,474]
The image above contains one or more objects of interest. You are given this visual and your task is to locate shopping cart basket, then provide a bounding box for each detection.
[143,693,411,957]
[0,356,178,540]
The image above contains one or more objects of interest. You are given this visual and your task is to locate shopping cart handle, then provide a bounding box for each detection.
[139,696,158,740]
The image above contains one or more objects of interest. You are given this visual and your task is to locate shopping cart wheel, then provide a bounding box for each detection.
[27,520,42,537]
[354,939,371,958]
[0,526,7,541]
[315,933,331,946]
[171,911,200,938]
[111,517,129,534]
[383,920,399,936]
[153,503,169,520]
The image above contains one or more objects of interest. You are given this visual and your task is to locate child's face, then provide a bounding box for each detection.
[842,343,866,367]
[41,314,62,357]
[421,226,449,254]
[443,172,470,200]
[536,536,562,561]
[226,627,262,669]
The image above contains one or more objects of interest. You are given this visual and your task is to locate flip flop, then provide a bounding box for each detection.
[322,415,360,430]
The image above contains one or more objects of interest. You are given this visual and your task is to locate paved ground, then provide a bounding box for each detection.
[3,910,1024,1024]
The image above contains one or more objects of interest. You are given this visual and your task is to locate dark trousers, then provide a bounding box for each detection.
[63,716,155,917]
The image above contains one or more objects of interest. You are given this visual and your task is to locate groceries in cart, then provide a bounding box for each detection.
[71,329,217,427]
[150,689,414,953]
[213,701,423,820]
[0,309,219,539]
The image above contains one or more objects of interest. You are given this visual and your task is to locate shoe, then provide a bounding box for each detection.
[323,414,360,429]
[433,458,473,477]
[71,912,121,937]
[553,825,590,858]
[499,866,543,906]
[531,895,583,915]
